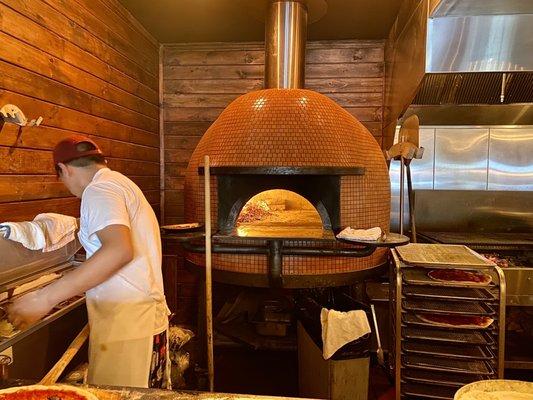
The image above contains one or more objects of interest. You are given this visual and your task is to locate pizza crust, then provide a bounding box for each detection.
[428,270,492,287]
[454,379,533,400]
[0,385,98,400]
[417,314,494,329]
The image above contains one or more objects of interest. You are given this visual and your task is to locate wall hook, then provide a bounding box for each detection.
[0,104,43,127]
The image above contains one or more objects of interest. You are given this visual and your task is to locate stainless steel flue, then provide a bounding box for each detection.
[264,1,308,89]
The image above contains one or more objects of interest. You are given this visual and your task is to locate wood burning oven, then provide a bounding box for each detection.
[180,1,392,288]
[200,166,364,236]
[183,89,391,288]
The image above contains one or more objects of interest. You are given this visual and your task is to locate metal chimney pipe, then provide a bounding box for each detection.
[264,0,308,89]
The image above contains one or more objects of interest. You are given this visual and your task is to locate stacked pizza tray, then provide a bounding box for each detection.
[390,244,506,400]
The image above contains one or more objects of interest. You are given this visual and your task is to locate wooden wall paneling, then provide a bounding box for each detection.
[0,198,81,222]
[165,77,383,95]
[0,61,158,133]
[166,79,264,95]
[163,40,384,65]
[164,63,383,80]
[0,176,70,203]
[306,77,384,93]
[159,45,166,223]
[0,125,159,162]
[0,174,159,203]
[0,147,160,175]
[0,3,158,104]
[95,0,159,48]
[0,0,158,87]
[0,91,159,148]
[163,122,214,136]
[0,32,158,118]
[43,0,158,74]
[0,0,160,221]
[163,46,385,65]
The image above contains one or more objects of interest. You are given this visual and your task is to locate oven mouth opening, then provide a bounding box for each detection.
[235,189,324,239]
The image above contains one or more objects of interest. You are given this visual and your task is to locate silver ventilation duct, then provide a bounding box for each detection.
[383,0,533,139]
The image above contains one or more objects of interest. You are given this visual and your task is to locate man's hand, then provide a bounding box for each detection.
[7,290,53,330]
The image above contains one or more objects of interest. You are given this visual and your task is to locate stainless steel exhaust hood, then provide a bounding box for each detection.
[383,0,533,141]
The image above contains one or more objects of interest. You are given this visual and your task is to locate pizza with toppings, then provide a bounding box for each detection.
[417,313,494,329]
[427,269,492,286]
[0,385,98,400]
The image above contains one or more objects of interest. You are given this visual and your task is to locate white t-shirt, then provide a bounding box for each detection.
[78,168,169,335]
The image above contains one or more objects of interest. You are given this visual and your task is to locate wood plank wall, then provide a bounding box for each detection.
[161,40,385,323]
[0,0,160,222]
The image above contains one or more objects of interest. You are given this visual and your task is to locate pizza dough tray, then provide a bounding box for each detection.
[403,369,488,388]
[402,327,495,346]
[402,355,495,375]
[403,341,494,360]
[402,285,497,301]
[402,268,496,288]
[402,299,496,316]
[396,244,495,268]
[401,382,460,400]
[402,313,495,331]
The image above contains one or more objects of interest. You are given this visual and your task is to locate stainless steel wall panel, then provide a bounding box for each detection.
[413,190,533,232]
[390,125,532,233]
[434,128,489,190]
[488,128,533,190]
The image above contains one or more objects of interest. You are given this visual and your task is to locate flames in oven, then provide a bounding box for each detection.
[235,190,323,238]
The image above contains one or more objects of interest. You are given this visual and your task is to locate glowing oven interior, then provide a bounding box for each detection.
[235,190,324,238]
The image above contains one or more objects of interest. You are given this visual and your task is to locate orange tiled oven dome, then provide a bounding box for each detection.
[184,88,390,288]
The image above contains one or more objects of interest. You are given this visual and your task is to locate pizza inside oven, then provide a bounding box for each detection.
[0,386,97,400]
[417,313,494,329]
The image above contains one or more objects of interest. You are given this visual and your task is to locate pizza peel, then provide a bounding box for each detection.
[385,115,423,241]
[39,324,89,385]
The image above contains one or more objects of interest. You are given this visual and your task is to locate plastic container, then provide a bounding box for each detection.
[295,292,371,360]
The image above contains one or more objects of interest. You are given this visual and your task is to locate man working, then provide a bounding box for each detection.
[8,135,170,388]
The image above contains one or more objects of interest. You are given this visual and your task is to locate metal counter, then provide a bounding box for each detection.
[87,386,317,400]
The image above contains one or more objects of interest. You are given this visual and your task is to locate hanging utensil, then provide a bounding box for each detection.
[385,115,424,240]
[370,304,384,368]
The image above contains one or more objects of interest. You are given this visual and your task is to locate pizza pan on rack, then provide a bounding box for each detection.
[402,313,495,330]
[402,299,496,316]
[402,327,495,346]
[402,268,495,288]
[402,340,494,360]
[401,285,497,302]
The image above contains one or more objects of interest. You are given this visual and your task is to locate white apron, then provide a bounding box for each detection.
[77,168,170,388]
[85,277,160,388]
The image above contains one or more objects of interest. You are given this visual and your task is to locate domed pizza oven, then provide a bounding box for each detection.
[183,0,390,288]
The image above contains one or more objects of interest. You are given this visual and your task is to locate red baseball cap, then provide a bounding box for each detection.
[53,135,104,165]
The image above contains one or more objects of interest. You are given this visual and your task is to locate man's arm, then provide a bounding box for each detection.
[8,224,133,329]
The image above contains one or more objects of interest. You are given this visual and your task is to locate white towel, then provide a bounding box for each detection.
[1,213,77,252]
[337,226,382,241]
[320,308,371,360]
[0,221,46,250]
[34,213,78,252]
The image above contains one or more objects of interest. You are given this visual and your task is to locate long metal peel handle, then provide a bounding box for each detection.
[370,304,381,349]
